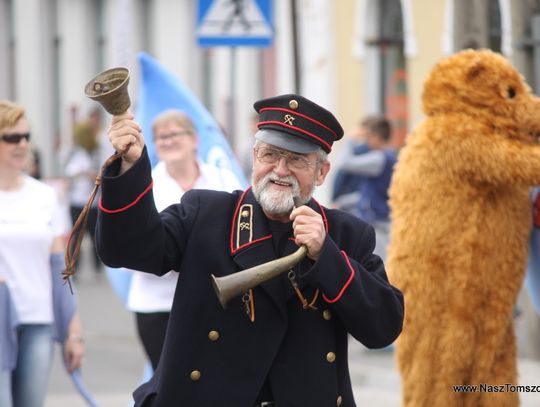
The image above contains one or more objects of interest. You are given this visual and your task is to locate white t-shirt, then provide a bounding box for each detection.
[64,147,101,207]
[0,176,66,323]
[126,161,243,313]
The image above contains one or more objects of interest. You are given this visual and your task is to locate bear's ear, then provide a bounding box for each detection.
[466,59,486,82]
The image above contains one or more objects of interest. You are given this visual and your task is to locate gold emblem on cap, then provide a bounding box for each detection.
[284,114,296,126]
[289,99,299,110]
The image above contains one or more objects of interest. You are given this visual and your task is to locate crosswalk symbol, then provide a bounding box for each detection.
[197,0,274,47]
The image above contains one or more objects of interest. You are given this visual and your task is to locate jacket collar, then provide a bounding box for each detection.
[229,188,328,257]
[229,188,328,314]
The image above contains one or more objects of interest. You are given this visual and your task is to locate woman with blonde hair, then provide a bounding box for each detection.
[0,100,84,407]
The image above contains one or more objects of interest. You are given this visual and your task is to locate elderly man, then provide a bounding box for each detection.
[96,94,403,407]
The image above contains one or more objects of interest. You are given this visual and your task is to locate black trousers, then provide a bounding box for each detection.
[135,312,170,370]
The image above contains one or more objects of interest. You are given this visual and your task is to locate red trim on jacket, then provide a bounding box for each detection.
[230,188,250,252]
[258,107,338,139]
[323,250,355,303]
[99,181,154,214]
[230,188,274,254]
[257,120,332,152]
[234,235,273,254]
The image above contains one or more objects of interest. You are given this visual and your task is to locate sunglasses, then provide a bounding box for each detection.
[0,133,31,144]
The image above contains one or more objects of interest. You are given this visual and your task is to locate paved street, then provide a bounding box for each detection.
[46,251,540,407]
[46,269,143,407]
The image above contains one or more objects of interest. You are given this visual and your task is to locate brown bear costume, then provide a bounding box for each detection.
[387,49,540,407]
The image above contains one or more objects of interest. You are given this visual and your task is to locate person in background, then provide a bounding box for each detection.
[334,115,397,260]
[26,148,42,179]
[64,111,103,274]
[527,188,540,316]
[0,100,84,407]
[96,94,403,406]
[126,109,243,371]
[331,119,370,212]
[87,107,115,166]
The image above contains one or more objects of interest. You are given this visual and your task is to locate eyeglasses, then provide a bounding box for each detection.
[0,133,31,144]
[255,146,320,170]
[153,131,192,143]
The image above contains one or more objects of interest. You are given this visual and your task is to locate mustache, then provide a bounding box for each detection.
[259,173,300,191]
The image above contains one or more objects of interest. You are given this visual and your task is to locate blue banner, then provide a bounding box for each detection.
[136,52,247,186]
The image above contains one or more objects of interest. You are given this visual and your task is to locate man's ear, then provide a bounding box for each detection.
[316,161,331,186]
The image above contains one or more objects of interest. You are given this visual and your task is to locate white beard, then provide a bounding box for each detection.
[252,172,309,216]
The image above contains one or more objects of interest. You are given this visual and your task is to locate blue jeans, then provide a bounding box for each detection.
[0,324,54,407]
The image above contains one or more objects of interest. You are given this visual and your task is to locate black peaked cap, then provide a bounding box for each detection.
[253,94,344,153]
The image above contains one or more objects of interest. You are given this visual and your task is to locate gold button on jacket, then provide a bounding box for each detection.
[326,352,336,363]
[190,370,201,381]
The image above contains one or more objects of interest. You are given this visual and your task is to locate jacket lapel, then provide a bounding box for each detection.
[230,189,286,316]
[229,189,329,314]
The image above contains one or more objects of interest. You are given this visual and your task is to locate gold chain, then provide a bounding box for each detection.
[287,270,319,310]
[242,289,255,322]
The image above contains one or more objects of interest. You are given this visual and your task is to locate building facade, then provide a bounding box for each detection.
[3,1,540,176]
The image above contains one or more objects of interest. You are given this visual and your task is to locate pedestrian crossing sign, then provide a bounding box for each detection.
[197,0,274,47]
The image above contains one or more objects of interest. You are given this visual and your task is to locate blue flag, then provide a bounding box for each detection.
[136,52,248,185]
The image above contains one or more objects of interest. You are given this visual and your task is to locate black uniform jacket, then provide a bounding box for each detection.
[96,150,404,407]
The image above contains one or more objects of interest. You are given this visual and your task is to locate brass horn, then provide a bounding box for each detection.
[211,197,309,308]
[211,245,307,308]
[84,67,131,115]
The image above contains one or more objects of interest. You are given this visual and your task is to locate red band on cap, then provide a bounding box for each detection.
[259,107,338,139]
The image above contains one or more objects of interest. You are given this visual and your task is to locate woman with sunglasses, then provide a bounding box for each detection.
[0,100,85,407]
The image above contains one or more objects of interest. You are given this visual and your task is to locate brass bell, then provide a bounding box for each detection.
[84,67,131,115]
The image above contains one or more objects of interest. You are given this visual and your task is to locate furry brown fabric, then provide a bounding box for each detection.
[387,49,540,407]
